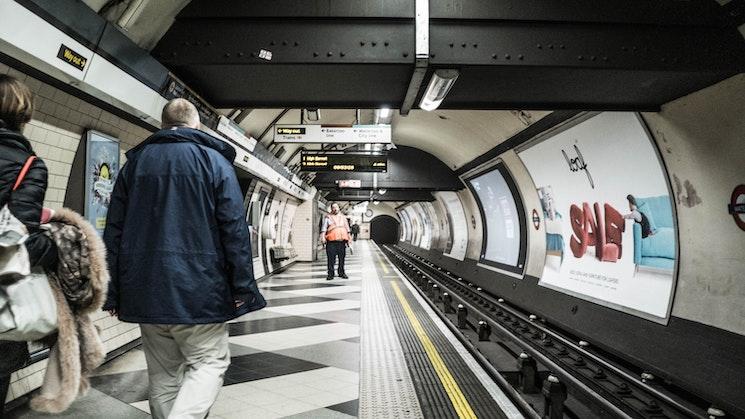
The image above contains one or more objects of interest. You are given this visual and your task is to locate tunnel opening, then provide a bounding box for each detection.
[370,215,400,244]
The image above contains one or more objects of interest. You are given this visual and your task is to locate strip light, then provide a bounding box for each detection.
[374,107,393,124]
[419,70,459,111]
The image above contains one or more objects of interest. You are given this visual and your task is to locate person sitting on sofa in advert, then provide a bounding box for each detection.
[624,194,676,271]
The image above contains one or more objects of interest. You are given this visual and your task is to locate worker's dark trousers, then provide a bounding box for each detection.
[326,241,347,277]
[1,374,11,418]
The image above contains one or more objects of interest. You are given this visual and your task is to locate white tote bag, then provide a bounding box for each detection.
[0,204,31,281]
[0,269,58,341]
[0,155,57,341]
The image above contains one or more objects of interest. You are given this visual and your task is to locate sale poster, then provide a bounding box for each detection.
[518,112,677,321]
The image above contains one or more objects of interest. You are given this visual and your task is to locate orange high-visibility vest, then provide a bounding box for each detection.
[325,214,350,242]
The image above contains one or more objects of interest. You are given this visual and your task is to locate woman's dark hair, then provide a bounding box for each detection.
[626,194,637,206]
[0,74,34,132]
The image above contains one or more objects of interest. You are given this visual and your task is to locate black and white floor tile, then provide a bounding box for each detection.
[8,250,364,419]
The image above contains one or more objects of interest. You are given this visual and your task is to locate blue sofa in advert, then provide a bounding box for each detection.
[633,196,676,270]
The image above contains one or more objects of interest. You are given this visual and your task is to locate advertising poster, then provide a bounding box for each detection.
[468,164,526,274]
[248,190,269,259]
[422,202,440,250]
[85,131,120,236]
[398,210,410,242]
[414,202,433,250]
[518,112,677,320]
[280,201,298,247]
[438,191,468,261]
[406,206,421,247]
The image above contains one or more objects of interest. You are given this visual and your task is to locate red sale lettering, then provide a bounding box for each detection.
[569,202,625,262]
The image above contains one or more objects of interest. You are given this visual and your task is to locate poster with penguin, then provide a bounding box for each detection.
[85,131,120,236]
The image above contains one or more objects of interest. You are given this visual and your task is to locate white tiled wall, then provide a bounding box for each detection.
[1,61,153,403]
[292,198,317,261]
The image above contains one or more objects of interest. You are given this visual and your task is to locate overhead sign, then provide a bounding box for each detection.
[300,151,387,172]
[338,179,362,188]
[275,124,391,144]
[163,76,220,129]
[57,44,87,71]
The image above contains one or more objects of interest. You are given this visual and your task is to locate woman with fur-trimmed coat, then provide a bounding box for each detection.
[0,75,58,416]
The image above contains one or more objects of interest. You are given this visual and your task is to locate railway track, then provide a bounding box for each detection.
[381,244,720,419]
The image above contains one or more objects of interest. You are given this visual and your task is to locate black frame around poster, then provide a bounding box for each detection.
[466,162,528,276]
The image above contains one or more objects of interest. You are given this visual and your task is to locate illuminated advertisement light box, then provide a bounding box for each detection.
[300,151,388,172]
[275,124,391,144]
[518,112,677,322]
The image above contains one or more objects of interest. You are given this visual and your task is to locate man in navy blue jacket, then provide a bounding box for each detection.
[103,98,265,419]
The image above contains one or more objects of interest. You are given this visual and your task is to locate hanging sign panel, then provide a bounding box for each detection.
[275,124,391,144]
[338,179,362,188]
[300,151,388,172]
[518,112,677,322]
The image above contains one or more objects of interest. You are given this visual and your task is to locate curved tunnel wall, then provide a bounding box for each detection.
[395,74,745,415]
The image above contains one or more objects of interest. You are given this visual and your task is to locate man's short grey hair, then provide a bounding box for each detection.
[161,98,200,129]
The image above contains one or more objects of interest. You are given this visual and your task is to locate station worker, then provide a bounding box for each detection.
[103,98,266,419]
[321,202,351,280]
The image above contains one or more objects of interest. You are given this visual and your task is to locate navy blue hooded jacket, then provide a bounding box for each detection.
[102,127,266,323]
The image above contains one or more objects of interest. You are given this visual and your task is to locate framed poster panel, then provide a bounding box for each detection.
[437,191,469,261]
[466,163,528,276]
[517,112,678,322]
[84,131,120,236]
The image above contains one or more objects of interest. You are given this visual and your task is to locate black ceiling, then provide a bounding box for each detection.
[312,145,463,192]
[153,0,745,111]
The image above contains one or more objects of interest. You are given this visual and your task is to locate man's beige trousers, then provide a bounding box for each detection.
[140,323,230,419]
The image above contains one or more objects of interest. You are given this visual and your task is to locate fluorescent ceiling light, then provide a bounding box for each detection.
[374,107,393,125]
[419,69,459,111]
[305,108,320,121]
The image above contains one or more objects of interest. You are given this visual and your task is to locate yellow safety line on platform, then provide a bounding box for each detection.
[391,281,477,419]
[378,254,391,274]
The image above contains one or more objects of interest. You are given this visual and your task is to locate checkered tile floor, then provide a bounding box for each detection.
[8,247,365,419]
[8,241,520,419]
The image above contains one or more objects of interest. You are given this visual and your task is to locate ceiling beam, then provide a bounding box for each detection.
[400,0,428,116]
[155,0,745,110]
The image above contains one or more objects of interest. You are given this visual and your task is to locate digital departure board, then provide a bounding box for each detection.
[300,151,388,172]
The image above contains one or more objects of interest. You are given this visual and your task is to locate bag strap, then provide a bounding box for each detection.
[12,156,37,192]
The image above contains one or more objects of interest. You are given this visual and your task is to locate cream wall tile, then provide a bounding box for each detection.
[5,61,152,403]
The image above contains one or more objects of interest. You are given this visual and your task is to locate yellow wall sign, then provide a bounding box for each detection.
[57,45,87,71]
